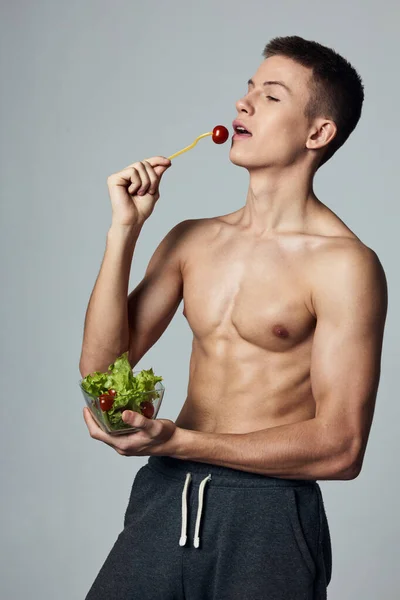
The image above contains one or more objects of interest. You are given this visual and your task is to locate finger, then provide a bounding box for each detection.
[143,156,172,180]
[143,156,171,169]
[120,158,171,194]
[142,160,160,195]
[122,156,170,172]
[83,407,103,437]
[127,167,141,196]
[132,162,150,195]
[83,407,116,447]
[110,165,141,193]
[122,410,150,430]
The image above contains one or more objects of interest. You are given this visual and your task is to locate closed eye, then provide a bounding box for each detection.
[266,96,279,102]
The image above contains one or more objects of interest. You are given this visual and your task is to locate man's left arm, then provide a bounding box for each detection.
[165,245,388,481]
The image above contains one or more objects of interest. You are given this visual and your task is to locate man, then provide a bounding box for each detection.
[80,35,388,599]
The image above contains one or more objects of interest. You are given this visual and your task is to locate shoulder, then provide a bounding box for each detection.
[167,217,219,271]
[312,237,386,281]
[173,216,223,247]
[163,217,210,245]
[310,237,388,322]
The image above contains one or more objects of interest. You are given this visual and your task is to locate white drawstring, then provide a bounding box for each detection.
[179,472,192,547]
[179,472,212,548]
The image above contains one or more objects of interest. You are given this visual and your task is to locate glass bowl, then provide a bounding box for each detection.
[79,371,165,436]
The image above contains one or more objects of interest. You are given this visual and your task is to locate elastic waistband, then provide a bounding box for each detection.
[147,456,317,488]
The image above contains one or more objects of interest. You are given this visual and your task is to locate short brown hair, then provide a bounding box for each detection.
[263,35,364,167]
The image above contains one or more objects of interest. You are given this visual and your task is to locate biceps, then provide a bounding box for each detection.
[127,265,183,367]
[310,318,382,440]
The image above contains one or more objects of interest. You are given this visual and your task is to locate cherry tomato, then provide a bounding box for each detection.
[212,125,229,144]
[108,389,117,396]
[140,401,154,419]
[99,393,115,411]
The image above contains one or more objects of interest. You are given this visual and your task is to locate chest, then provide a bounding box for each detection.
[182,234,316,352]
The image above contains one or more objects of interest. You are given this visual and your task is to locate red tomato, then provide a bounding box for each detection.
[99,394,114,411]
[108,389,117,396]
[212,125,229,144]
[140,401,154,419]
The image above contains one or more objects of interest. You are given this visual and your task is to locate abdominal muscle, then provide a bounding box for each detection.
[174,335,316,435]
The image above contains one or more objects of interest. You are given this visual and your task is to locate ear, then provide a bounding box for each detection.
[306,119,337,151]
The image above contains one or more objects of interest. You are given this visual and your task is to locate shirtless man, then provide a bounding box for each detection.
[81,36,388,600]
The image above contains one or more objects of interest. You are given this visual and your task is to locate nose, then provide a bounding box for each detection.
[235,94,253,115]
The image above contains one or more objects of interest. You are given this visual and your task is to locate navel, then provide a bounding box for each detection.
[272,324,289,338]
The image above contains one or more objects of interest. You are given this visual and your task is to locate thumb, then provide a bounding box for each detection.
[144,155,171,168]
[153,162,172,178]
[122,410,135,423]
[122,410,147,427]
[143,156,172,178]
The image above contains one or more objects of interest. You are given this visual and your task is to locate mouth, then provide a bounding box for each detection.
[232,129,253,141]
[232,120,252,137]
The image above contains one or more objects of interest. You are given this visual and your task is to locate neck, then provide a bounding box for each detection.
[239,162,321,236]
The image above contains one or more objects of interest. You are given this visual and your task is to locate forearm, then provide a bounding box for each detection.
[79,223,143,376]
[165,417,355,481]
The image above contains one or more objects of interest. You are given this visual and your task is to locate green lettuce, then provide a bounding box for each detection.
[80,351,163,430]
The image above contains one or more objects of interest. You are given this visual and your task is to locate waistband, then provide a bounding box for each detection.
[147,455,317,488]
[147,456,318,550]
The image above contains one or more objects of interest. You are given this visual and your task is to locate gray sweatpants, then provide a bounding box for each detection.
[85,455,332,599]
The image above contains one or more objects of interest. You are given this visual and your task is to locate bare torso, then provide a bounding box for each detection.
[174,205,363,434]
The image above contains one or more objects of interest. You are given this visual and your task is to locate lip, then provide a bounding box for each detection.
[232,133,252,141]
[232,119,252,135]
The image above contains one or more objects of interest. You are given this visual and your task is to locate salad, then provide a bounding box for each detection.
[80,351,163,431]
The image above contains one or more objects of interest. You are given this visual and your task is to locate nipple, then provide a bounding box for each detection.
[272,324,289,338]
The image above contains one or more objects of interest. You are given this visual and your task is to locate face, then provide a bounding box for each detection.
[230,55,315,169]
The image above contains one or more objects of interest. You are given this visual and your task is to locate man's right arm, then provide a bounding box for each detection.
[79,220,189,378]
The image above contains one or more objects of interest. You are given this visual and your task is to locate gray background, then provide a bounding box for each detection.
[1,0,398,598]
